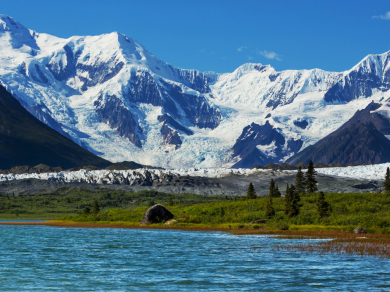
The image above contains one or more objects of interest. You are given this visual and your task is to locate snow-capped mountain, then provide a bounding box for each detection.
[1,14,390,168]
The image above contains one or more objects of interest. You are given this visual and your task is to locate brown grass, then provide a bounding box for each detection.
[274,233,390,259]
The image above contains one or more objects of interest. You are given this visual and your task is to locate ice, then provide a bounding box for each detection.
[0,163,389,184]
[0,15,389,169]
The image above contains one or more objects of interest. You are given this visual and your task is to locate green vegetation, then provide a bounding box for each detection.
[247,183,256,199]
[305,160,318,193]
[317,191,330,218]
[265,194,275,219]
[385,167,390,193]
[295,166,305,194]
[61,191,390,233]
[0,187,233,219]
[3,165,390,235]
[269,179,281,198]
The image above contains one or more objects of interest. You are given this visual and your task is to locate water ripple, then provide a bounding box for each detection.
[0,225,390,290]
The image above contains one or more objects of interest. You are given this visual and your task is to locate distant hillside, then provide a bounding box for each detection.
[286,102,390,165]
[0,85,111,169]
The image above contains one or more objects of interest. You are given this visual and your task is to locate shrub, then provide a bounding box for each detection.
[277,223,290,230]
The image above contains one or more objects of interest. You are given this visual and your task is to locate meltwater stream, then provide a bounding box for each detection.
[1,224,390,291]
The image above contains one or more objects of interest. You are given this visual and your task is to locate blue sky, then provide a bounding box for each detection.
[3,0,390,73]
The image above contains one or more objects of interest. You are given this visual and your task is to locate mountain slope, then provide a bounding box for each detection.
[0,14,390,168]
[286,102,390,165]
[0,84,111,169]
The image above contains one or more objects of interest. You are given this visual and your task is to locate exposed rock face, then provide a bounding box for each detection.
[94,95,142,147]
[353,227,367,234]
[160,123,182,149]
[324,55,390,103]
[140,204,174,225]
[157,114,193,135]
[294,120,309,129]
[77,56,125,92]
[232,121,302,168]
[47,45,75,82]
[287,102,390,165]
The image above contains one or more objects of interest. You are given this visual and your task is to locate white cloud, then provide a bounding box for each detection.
[248,56,253,60]
[258,50,282,61]
[237,46,247,52]
[372,11,390,20]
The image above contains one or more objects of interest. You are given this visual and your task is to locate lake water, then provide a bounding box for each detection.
[1,224,390,291]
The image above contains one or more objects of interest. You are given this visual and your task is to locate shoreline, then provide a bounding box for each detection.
[4,221,390,258]
[0,220,385,237]
[0,221,234,232]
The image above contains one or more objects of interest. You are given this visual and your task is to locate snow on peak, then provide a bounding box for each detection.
[0,14,389,169]
[0,15,38,50]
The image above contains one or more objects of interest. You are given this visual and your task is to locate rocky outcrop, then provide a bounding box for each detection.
[157,114,193,135]
[160,123,182,149]
[77,56,124,92]
[164,219,178,226]
[232,121,302,168]
[47,45,75,81]
[294,120,309,129]
[140,204,174,225]
[94,95,142,147]
[353,227,367,234]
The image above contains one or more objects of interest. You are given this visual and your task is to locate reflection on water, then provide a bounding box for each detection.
[0,225,389,291]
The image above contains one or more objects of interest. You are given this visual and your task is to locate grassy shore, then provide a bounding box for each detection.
[3,187,390,258]
[61,191,390,233]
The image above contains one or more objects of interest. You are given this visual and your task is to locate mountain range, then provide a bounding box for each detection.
[0,14,390,168]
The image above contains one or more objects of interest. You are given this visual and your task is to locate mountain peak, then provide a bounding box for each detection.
[0,14,39,50]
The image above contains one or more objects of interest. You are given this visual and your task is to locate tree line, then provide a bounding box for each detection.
[248,163,390,220]
[247,161,330,219]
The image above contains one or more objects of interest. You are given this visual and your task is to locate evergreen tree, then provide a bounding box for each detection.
[316,191,330,218]
[295,166,305,194]
[83,206,91,215]
[148,200,155,207]
[247,183,256,199]
[305,160,318,193]
[92,200,100,214]
[288,185,301,217]
[220,207,225,217]
[384,167,390,193]
[269,179,275,197]
[265,194,275,218]
[284,184,292,215]
[168,196,174,206]
[274,185,282,198]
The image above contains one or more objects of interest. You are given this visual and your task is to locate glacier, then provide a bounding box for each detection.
[0,163,389,184]
[0,14,390,168]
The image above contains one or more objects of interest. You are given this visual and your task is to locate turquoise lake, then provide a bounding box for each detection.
[1,224,390,291]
